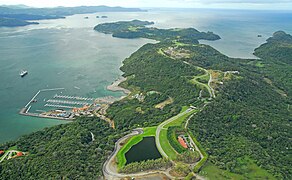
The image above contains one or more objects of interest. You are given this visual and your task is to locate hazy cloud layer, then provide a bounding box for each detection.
[1,0,292,9]
[184,0,292,3]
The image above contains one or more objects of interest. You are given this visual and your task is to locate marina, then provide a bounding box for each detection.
[19,88,107,121]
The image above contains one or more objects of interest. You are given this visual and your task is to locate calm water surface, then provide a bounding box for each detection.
[1,9,292,143]
[125,137,162,164]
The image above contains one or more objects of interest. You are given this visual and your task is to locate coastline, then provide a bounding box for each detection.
[107,77,131,95]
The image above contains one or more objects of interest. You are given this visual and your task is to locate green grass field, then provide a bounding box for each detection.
[116,127,157,169]
[199,158,276,180]
[159,108,197,160]
[180,106,189,113]
[165,109,197,128]
[159,128,178,159]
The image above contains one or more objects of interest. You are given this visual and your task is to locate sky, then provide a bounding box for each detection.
[1,0,292,10]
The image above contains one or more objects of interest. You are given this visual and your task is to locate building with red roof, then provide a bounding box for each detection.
[0,150,4,155]
[178,136,188,149]
[16,152,23,157]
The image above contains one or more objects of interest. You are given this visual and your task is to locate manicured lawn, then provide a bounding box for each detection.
[180,106,189,113]
[159,108,197,160]
[116,126,157,169]
[159,128,178,160]
[165,109,197,128]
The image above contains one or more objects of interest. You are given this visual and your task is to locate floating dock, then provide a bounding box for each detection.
[47,99,89,106]
[44,104,77,109]
[53,94,94,101]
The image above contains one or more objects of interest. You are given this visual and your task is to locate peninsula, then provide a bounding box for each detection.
[0,20,290,180]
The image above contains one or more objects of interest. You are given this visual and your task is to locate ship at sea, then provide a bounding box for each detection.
[20,70,28,77]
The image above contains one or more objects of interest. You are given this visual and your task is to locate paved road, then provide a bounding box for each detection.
[208,73,216,98]
[0,150,18,163]
[102,129,178,180]
[155,109,192,158]
[103,129,143,179]
[90,132,95,142]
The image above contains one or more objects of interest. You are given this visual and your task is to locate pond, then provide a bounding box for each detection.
[125,136,162,164]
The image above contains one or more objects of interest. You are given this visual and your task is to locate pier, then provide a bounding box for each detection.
[53,94,94,101]
[47,99,89,106]
[44,104,77,109]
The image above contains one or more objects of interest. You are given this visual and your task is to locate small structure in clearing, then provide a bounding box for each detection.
[162,47,191,59]
[178,135,188,149]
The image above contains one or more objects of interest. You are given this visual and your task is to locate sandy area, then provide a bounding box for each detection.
[107,77,131,95]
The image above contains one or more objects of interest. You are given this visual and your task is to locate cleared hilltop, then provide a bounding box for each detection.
[0,20,291,180]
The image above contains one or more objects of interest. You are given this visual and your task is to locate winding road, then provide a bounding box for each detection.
[0,150,19,163]
[102,128,177,180]
[103,129,143,179]
[155,109,193,158]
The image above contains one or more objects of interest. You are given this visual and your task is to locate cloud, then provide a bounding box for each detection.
[204,0,292,4]
[1,0,292,9]
[179,0,292,4]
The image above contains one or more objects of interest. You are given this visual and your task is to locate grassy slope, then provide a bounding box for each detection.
[159,129,177,159]
[159,109,197,160]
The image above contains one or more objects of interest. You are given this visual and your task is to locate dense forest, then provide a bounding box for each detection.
[189,32,291,179]
[104,23,291,179]
[0,118,122,179]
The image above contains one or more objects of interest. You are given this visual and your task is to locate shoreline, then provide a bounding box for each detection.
[107,77,131,95]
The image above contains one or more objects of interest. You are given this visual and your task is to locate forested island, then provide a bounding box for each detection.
[94,20,220,43]
[0,20,291,180]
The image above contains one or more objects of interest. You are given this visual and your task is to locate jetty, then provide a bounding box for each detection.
[19,107,73,121]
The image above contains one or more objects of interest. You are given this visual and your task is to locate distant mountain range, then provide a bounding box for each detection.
[0,5,146,27]
[0,5,146,16]
[0,4,31,9]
